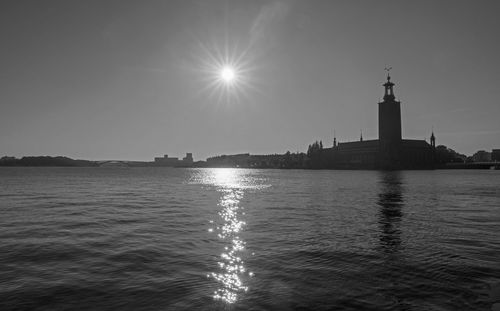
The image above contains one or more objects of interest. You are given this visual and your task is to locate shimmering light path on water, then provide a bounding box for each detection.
[0,168,499,310]
[190,169,257,303]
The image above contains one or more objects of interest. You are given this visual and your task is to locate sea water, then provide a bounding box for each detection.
[0,167,499,310]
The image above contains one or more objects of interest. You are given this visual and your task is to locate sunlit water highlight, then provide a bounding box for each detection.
[190,168,268,303]
[0,168,499,310]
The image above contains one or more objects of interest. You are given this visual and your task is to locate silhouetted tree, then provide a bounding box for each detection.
[306,140,326,168]
[0,156,97,167]
[435,145,467,164]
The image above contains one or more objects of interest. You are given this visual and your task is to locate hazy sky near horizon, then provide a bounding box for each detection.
[1,0,499,160]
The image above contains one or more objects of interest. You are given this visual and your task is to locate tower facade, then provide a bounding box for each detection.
[378,74,402,144]
[378,74,402,168]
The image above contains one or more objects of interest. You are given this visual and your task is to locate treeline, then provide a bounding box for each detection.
[434,145,467,164]
[206,152,307,169]
[0,156,98,167]
[306,140,327,169]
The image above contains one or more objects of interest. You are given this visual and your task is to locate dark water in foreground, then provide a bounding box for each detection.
[0,168,499,310]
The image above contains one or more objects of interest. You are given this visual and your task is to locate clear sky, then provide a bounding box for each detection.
[1,0,499,161]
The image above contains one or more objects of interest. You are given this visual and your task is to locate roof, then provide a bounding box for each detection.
[337,139,379,149]
[401,139,431,148]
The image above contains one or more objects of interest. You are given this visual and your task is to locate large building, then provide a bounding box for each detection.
[472,150,492,162]
[492,149,500,162]
[320,73,435,169]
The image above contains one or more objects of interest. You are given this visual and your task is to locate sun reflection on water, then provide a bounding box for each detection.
[191,168,264,304]
[210,189,248,303]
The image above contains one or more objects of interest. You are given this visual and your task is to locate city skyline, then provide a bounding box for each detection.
[1,1,500,161]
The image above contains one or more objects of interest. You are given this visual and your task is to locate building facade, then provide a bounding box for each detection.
[492,149,500,162]
[321,74,435,170]
[154,153,193,167]
[472,150,492,162]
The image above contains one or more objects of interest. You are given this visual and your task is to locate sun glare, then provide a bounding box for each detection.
[194,38,259,104]
[220,66,236,83]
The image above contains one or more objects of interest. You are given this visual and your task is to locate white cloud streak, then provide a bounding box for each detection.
[249,1,290,46]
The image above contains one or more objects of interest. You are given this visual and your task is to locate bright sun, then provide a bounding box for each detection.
[195,39,258,104]
[220,66,236,83]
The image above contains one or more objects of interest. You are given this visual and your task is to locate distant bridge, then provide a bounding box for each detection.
[96,161,131,167]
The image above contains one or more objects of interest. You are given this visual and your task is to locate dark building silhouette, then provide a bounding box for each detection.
[471,150,491,162]
[379,75,402,168]
[492,149,500,162]
[154,153,193,167]
[320,73,435,169]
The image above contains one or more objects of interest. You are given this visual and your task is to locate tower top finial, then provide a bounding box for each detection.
[383,67,395,100]
[384,67,392,80]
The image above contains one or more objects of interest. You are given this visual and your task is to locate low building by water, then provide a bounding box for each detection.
[154,153,193,167]
[492,149,500,162]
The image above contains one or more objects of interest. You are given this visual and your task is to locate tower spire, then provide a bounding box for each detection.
[385,67,392,79]
[430,126,436,148]
[333,129,337,147]
[360,129,363,142]
[383,67,395,101]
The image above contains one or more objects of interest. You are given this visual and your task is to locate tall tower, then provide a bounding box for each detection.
[378,73,402,144]
[430,131,436,167]
[378,70,402,168]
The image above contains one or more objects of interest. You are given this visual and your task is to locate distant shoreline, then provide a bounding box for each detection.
[1,156,499,170]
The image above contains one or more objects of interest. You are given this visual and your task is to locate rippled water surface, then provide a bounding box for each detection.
[1,168,499,310]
